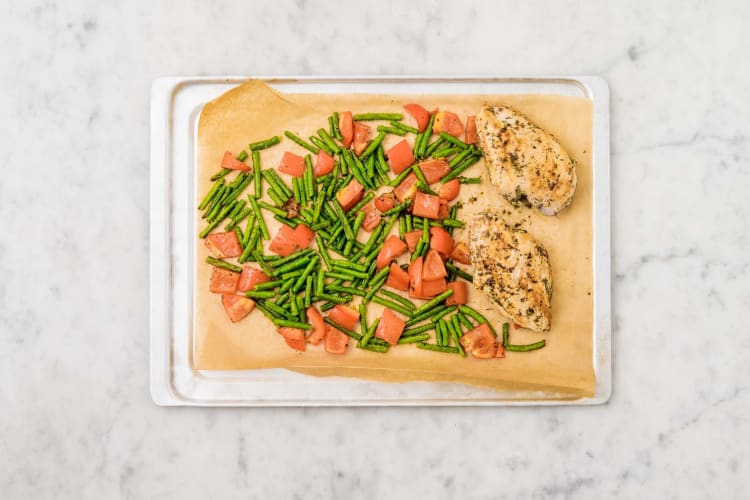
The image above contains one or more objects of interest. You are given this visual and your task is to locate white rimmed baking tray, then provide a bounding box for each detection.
[150,76,611,406]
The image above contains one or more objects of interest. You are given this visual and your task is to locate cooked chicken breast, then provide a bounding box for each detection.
[475,105,577,216]
[467,210,552,332]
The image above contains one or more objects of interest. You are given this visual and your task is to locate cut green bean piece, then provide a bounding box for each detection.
[284,130,319,154]
[358,317,380,348]
[317,128,340,153]
[459,176,481,184]
[205,256,242,273]
[198,181,224,210]
[389,165,414,187]
[248,136,281,151]
[416,343,459,354]
[353,113,403,121]
[371,296,412,316]
[458,305,497,337]
[360,131,386,159]
[377,125,407,136]
[439,132,470,149]
[323,317,362,341]
[446,262,473,282]
[210,168,232,182]
[502,322,510,347]
[247,196,270,240]
[505,340,546,352]
[273,319,311,330]
[244,290,276,299]
[398,333,430,345]
[390,121,419,134]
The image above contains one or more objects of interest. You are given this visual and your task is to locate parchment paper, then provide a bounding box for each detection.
[194,80,594,397]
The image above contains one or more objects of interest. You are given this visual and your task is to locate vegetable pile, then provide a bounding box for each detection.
[198,104,545,358]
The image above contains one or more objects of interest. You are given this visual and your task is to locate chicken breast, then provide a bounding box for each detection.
[475,105,577,216]
[467,210,552,332]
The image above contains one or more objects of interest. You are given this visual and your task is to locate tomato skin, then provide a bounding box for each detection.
[404,103,430,132]
[221,151,250,171]
[459,324,498,359]
[438,178,460,201]
[465,116,478,144]
[422,249,448,281]
[393,173,419,203]
[375,308,406,346]
[429,227,454,257]
[237,266,270,292]
[205,231,243,259]
[353,122,371,156]
[328,305,360,331]
[278,151,306,178]
[408,256,424,298]
[375,235,408,270]
[221,294,256,323]
[386,263,410,291]
[209,267,241,294]
[445,281,468,306]
[450,242,472,265]
[412,192,442,219]
[437,198,450,219]
[336,179,365,211]
[306,307,327,345]
[386,139,415,175]
[403,230,422,253]
[277,327,306,352]
[293,224,315,249]
[418,159,450,184]
[361,204,381,232]
[374,192,396,213]
[433,111,464,138]
[325,325,349,354]
[314,150,335,177]
[420,277,447,297]
[269,225,298,257]
[339,111,354,148]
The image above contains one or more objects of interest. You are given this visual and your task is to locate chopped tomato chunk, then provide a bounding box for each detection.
[353,122,371,156]
[404,230,422,253]
[374,192,396,213]
[277,327,306,352]
[412,192,442,219]
[418,159,450,183]
[209,267,240,294]
[386,263,410,291]
[450,242,471,264]
[433,111,464,138]
[306,307,326,345]
[437,198,450,219]
[293,224,315,249]
[376,235,408,270]
[375,308,406,346]
[408,256,424,298]
[325,325,349,354]
[278,151,306,178]
[237,266,270,292]
[423,249,448,281]
[336,179,364,211]
[386,139,415,175]
[314,150,335,177]
[465,116,478,144]
[339,111,354,148]
[459,324,498,359]
[438,178,460,201]
[269,225,298,257]
[429,227,453,257]
[328,305,360,331]
[420,277,447,297]
[403,103,430,132]
[445,281,468,306]
[205,231,243,259]
[221,294,256,322]
[393,173,419,203]
[361,203,381,232]
[221,151,250,171]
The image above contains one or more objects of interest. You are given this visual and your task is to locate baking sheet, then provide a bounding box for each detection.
[150,76,611,406]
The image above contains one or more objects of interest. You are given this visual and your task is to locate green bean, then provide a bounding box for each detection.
[379,289,415,311]
[332,111,342,139]
[371,296,412,316]
[198,180,224,210]
[199,204,234,238]
[266,188,284,207]
[459,176,481,184]
[252,252,274,277]
[347,191,376,215]
[446,262,473,282]
[296,295,306,322]
[441,154,482,183]
[233,226,244,245]
[314,292,350,305]
[205,256,242,273]
[402,323,435,337]
[247,196,270,240]
[315,270,325,296]
[304,158,315,199]
[292,177,303,205]
[236,150,249,162]
[293,256,319,293]
[358,317,380,348]
[360,131,387,159]
[248,136,280,151]
[244,290,276,299]
[416,114,436,158]
[320,301,336,312]
[263,169,293,198]
[315,235,333,270]
[203,185,226,219]
[242,213,256,245]
[398,333,430,344]
[376,125,407,137]
[252,280,282,291]
[405,304,457,327]
[362,274,388,304]
[351,211,365,236]
[412,164,430,188]
[210,168,232,182]
[432,145,460,159]
[437,320,448,346]
[257,201,288,218]
[447,147,474,169]
[456,311,475,331]
[324,271,353,281]
[449,316,466,357]
[274,256,312,276]
[502,322,510,347]
[331,260,368,272]
[424,137,447,158]
[360,343,389,353]
[310,135,333,155]
[331,266,368,280]
[323,317,362,341]
[284,130,319,154]
[416,343,459,354]
[273,319,311,330]
[239,229,258,263]
[331,200,354,240]
[505,340,546,352]
[389,165,414,187]
[458,305,497,337]
[269,249,313,268]
[368,265,391,286]
[381,199,412,216]
[389,121,419,134]
[439,132,469,149]
[353,113,403,121]
[442,219,464,228]
[430,306,456,324]
[317,128,340,153]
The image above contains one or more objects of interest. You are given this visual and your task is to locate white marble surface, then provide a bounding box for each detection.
[1,0,748,498]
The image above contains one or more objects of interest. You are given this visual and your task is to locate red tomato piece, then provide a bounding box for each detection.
[465,116,478,144]
[221,294,256,322]
[221,151,250,171]
[495,343,506,358]
[376,235,408,270]
[325,325,349,354]
[437,198,450,219]
[353,122,371,156]
[420,277,447,297]
[386,263,410,291]
[306,307,326,345]
[429,227,454,257]
[459,324,498,359]
[237,266,270,292]
[375,308,406,346]
[361,203,381,232]
[339,111,354,148]
[278,151,306,178]
[209,267,240,294]
[386,139,415,175]
[293,224,315,249]
[450,242,471,264]
[393,173,419,203]
[205,231,243,259]
[336,179,364,211]
[269,225,298,257]
[403,230,423,253]
[433,111,464,138]
[314,150,335,177]
[277,327,306,352]
[328,305,360,331]
[403,103,430,132]
[374,192,396,213]
[422,249,448,281]
[412,192,441,219]
[445,281,468,306]
[438,178,460,201]
[418,159,450,184]
[408,256,424,298]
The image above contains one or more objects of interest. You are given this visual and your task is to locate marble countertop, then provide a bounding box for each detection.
[1,1,748,498]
